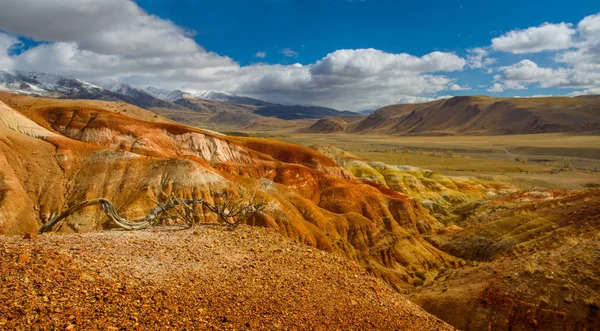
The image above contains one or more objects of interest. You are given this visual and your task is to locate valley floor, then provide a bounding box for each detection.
[274,132,600,190]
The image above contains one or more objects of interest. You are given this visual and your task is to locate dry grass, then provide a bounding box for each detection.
[271,133,600,190]
[524,261,538,275]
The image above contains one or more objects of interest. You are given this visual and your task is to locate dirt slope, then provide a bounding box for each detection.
[0,226,453,330]
[347,96,600,135]
[0,92,174,125]
[411,189,600,330]
[0,93,456,290]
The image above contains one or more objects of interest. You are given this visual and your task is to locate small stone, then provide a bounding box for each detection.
[66,324,76,330]
[17,252,29,264]
[23,232,37,240]
[372,285,384,297]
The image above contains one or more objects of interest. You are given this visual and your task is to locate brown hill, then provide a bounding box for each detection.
[0,93,456,290]
[347,96,600,135]
[148,95,316,131]
[0,92,174,125]
[0,226,452,330]
[301,117,349,133]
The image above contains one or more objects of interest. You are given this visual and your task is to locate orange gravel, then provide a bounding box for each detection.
[0,226,453,330]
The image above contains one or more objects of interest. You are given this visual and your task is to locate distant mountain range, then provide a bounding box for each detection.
[7,71,596,136]
[255,105,355,120]
[0,71,105,97]
[0,70,355,127]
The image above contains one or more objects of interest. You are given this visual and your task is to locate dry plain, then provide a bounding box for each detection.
[271,132,600,190]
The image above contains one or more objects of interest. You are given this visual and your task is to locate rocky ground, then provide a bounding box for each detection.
[0,226,452,330]
[410,189,600,330]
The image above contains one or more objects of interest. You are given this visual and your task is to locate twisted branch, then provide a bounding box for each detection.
[38,190,265,234]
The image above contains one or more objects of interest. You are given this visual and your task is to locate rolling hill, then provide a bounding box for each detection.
[301,117,350,133]
[345,96,600,135]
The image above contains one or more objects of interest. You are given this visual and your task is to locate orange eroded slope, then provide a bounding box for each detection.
[0,94,457,287]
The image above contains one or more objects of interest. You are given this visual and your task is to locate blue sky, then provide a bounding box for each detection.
[0,0,599,110]
[137,0,596,65]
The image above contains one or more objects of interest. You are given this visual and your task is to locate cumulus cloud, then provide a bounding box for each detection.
[466,47,496,70]
[556,13,600,71]
[487,83,505,93]
[513,94,555,98]
[310,49,465,78]
[0,0,235,81]
[282,48,299,57]
[569,87,600,96]
[491,22,576,53]
[492,59,599,90]
[0,0,202,58]
[255,51,267,58]
[448,83,470,91]
[0,32,20,69]
[395,95,453,104]
[490,13,600,93]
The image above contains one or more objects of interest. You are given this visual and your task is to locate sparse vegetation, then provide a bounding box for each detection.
[524,261,538,275]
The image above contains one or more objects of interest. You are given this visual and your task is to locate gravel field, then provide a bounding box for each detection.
[0,226,453,330]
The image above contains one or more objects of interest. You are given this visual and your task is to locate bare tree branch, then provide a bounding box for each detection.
[38,189,265,234]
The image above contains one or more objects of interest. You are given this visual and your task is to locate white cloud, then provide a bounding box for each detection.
[492,59,600,90]
[568,87,600,96]
[487,83,505,93]
[448,83,470,91]
[395,95,436,104]
[395,94,455,104]
[282,48,299,57]
[310,48,465,79]
[255,51,267,58]
[0,32,20,70]
[556,13,600,71]
[578,13,600,39]
[11,41,235,82]
[513,94,555,98]
[466,47,496,69]
[491,22,576,53]
[0,0,201,57]
[488,13,600,94]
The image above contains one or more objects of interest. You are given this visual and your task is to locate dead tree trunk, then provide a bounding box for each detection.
[38,191,264,234]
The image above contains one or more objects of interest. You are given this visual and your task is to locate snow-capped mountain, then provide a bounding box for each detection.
[144,86,271,106]
[0,72,184,111]
[0,71,104,96]
[144,86,185,102]
[91,79,186,110]
[191,90,271,106]
[95,79,152,99]
[192,90,236,101]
